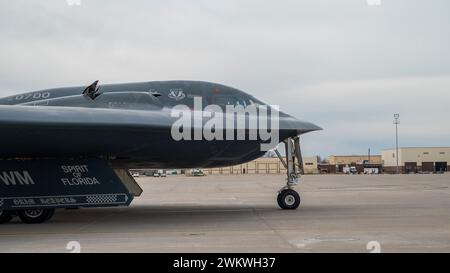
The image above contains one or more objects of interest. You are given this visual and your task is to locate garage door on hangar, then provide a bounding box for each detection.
[421,162,434,172]
[435,162,448,172]
[405,162,417,173]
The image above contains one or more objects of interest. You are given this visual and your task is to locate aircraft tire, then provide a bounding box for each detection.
[18,209,55,224]
[0,211,13,224]
[277,189,301,210]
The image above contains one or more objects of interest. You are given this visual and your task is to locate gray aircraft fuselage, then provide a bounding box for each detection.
[0,81,321,169]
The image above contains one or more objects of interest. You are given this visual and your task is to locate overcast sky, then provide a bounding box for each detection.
[1,0,449,157]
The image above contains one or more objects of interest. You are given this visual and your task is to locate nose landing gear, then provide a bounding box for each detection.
[277,188,301,210]
[275,136,304,210]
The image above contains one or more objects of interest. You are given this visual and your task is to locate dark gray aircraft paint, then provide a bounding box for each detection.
[0,159,134,210]
[0,81,320,222]
[0,81,321,169]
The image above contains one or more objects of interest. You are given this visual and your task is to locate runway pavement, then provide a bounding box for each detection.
[1,173,449,253]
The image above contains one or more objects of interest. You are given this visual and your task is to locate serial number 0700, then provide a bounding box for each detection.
[14,92,51,101]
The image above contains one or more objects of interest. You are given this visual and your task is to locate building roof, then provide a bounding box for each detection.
[329,155,381,157]
[383,147,450,151]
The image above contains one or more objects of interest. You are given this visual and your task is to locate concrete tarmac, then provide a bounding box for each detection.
[0,173,449,253]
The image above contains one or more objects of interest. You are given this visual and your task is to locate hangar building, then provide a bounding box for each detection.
[322,155,382,173]
[382,147,450,173]
[204,156,320,175]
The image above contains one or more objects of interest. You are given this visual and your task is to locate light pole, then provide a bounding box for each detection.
[393,114,400,174]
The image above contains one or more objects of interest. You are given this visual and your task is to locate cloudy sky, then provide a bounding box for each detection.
[1,0,449,157]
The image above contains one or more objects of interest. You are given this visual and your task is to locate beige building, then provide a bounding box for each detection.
[328,155,382,165]
[303,156,320,174]
[382,147,450,173]
[204,156,320,175]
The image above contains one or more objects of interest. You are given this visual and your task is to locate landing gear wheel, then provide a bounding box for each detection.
[0,211,13,224]
[277,189,301,210]
[18,209,55,224]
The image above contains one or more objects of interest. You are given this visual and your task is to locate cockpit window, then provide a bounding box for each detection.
[248,96,266,106]
[214,96,246,107]
[212,95,266,109]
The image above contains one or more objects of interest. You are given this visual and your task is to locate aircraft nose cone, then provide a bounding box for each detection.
[279,115,322,135]
[301,121,323,132]
[293,120,322,134]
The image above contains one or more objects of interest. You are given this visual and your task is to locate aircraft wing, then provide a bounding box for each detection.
[0,105,173,158]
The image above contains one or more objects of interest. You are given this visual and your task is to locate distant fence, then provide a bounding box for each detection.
[204,160,318,175]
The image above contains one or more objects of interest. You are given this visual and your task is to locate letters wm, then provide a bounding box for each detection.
[0,171,35,186]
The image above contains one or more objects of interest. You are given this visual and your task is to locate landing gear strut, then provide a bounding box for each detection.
[275,136,303,210]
